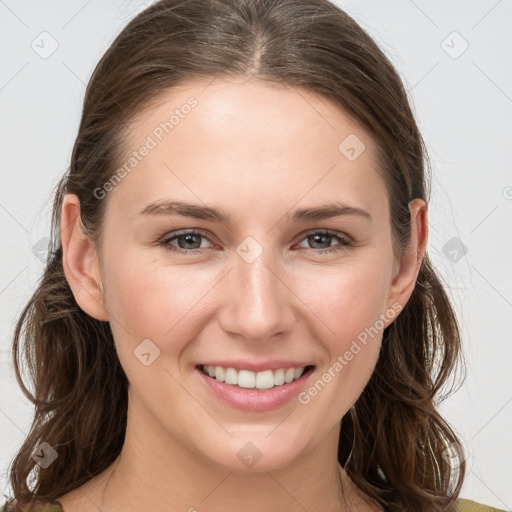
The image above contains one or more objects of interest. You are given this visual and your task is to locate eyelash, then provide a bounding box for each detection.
[159,229,353,256]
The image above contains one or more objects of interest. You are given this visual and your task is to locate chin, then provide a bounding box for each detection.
[188,424,320,473]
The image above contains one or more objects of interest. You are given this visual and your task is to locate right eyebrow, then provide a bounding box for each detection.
[138,199,231,223]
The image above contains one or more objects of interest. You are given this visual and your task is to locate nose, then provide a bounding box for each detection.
[217,245,296,344]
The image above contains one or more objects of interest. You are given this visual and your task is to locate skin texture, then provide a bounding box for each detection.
[58,77,428,512]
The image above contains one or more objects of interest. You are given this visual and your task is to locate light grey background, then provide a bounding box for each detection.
[1,0,511,509]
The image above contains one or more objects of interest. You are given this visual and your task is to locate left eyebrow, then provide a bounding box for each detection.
[287,201,372,223]
[137,199,372,224]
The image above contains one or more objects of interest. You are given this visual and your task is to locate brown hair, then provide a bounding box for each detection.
[4,0,467,510]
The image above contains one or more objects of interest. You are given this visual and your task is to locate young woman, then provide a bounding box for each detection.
[1,1,506,511]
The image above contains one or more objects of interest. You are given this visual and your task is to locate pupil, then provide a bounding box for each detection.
[181,234,200,249]
[310,234,330,249]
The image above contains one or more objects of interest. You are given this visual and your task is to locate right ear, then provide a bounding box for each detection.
[60,193,109,322]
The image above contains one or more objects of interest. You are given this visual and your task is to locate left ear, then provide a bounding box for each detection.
[385,198,428,314]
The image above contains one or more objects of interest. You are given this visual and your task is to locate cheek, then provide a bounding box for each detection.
[295,256,392,342]
[105,241,208,318]
[293,293,385,429]
[101,248,247,384]
[100,251,207,367]
[294,256,391,401]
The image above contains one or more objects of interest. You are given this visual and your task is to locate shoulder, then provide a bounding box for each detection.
[2,497,506,512]
[456,498,508,511]
[1,500,64,512]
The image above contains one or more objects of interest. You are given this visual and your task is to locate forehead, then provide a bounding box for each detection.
[107,77,388,223]
[126,77,370,154]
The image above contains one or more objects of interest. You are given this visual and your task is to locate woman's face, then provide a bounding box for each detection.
[64,77,425,472]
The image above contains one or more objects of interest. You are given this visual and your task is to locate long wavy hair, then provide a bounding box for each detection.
[3,0,467,510]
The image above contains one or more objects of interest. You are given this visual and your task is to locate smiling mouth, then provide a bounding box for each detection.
[196,364,315,391]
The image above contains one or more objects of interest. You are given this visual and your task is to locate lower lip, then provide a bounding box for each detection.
[195,366,315,412]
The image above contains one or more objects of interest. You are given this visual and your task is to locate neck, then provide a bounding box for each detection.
[98,395,353,512]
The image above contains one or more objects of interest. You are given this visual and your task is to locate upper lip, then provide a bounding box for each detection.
[196,360,314,372]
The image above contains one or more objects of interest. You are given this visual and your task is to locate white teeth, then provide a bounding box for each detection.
[224,367,238,385]
[237,369,255,388]
[201,365,310,390]
[274,368,285,386]
[214,367,225,382]
[255,370,274,389]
